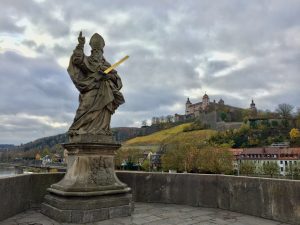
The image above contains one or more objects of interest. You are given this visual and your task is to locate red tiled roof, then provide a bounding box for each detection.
[290,148,300,154]
[242,147,288,154]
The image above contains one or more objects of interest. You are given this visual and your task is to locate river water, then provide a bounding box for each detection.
[0,165,20,178]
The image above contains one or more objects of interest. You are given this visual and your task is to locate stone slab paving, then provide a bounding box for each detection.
[0,203,290,225]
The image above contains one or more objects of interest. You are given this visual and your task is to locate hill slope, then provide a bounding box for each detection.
[162,129,216,146]
[9,123,216,153]
[125,123,192,146]
[14,133,68,152]
[124,123,216,147]
[8,127,150,153]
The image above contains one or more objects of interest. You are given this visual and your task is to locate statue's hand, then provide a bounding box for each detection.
[98,71,109,81]
[78,31,85,45]
[98,70,106,76]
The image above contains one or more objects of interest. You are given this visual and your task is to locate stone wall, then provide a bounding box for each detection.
[194,111,218,129]
[117,172,300,225]
[0,173,64,221]
[0,172,299,224]
[216,121,243,131]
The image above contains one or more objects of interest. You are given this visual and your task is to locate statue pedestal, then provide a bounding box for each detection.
[41,141,133,223]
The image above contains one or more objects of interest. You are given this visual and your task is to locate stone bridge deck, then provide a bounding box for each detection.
[0,203,288,225]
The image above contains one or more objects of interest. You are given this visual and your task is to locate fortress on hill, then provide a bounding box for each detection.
[175,93,257,130]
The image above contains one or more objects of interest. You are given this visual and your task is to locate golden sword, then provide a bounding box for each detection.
[103,55,129,74]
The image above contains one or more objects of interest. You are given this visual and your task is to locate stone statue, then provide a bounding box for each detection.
[67,32,125,138]
[42,32,133,223]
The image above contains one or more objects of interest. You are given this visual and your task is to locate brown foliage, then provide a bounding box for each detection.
[161,143,234,174]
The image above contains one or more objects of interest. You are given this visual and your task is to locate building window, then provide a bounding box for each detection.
[280,161,283,164]
[281,167,283,172]
[285,161,287,166]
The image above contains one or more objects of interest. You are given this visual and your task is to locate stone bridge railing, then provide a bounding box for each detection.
[0,172,299,224]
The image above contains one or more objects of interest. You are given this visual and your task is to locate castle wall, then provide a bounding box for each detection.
[216,122,243,131]
[194,111,218,129]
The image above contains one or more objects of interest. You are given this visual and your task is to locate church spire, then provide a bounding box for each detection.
[250,99,257,117]
[186,97,191,105]
[250,99,256,108]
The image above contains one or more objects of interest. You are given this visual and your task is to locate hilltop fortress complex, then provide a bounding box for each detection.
[175,93,257,130]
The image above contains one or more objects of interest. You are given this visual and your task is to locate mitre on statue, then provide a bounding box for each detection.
[89,33,105,50]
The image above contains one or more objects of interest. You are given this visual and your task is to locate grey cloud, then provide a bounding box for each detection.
[0,51,76,117]
[52,44,73,57]
[205,60,234,76]
[22,40,37,48]
[0,115,68,144]
[0,19,24,34]
[1,0,70,38]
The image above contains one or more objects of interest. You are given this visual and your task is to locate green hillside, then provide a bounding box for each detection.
[124,123,216,146]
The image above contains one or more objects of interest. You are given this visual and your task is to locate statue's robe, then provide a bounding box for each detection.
[67,50,124,135]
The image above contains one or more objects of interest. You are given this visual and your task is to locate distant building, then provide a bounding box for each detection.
[229,148,243,171]
[175,93,256,129]
[238,147,300,175]
[250,99,257,117]
[35,153,41,161]
[270,142,290,148]
[53,153,63,163]
[185,93,216,115]
[42,155,51,166]
[184,93,255,118]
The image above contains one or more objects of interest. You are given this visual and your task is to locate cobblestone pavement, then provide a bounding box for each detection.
[0,203,290,225]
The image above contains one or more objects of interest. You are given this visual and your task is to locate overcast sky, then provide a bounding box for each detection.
[1,0,300,144]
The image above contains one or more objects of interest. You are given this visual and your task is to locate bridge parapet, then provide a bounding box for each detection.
[0,172,299,224]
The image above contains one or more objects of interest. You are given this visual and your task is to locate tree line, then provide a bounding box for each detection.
[240,160,300,179]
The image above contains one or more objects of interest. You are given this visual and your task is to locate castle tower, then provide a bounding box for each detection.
[185,97,192,115]
[213,99,217,110]
[202,92,210,110]
[250,99,257,116]
[218,98,224,105]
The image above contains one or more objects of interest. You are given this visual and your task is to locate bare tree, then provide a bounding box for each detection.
[166,115,174,123]
[152,117,160,125]
[142,120,148,127]
[276,103,294,118]
[297,107,300,118]
[160,116,165,124]
[151,117,156,125]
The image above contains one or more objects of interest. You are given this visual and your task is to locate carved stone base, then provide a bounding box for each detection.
[41,142,133,223]
[41,193,133,223]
